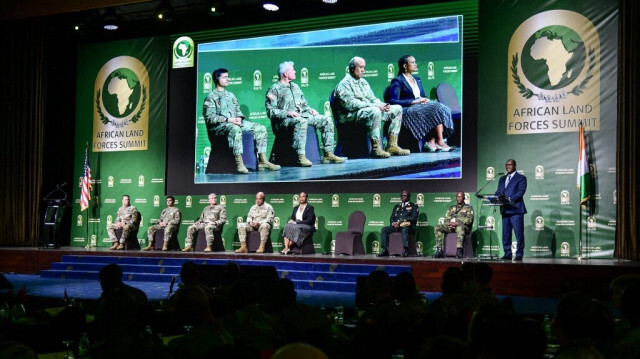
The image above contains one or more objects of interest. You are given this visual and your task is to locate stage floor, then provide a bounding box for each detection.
[2,246,639,300]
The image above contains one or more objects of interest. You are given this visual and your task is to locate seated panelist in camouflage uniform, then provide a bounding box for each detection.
[143,196,182,251]
[235,192,274,254]
[334,56,409,158]
[183,193,227,252]
[203,68,280,174]
[433,191,474,259]
[265,61,345,167]
[107,194,140,250]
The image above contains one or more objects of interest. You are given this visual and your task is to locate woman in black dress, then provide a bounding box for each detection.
[281,191,315,254]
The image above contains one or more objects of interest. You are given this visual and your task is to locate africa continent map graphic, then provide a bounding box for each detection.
[520,26,586,90]
[101,68,142,119]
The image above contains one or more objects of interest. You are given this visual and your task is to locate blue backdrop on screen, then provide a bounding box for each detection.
[195,16,464,183]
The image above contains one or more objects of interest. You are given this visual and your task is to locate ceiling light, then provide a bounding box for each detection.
[103,9,119,31]
[322,0,338,3]
[156,1,173,21]
[209,1,225,16]
[263,2,279,11]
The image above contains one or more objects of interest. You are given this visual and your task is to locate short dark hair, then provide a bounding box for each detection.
[122,194,130,199]
[166,196,175,201]
[213,68,228,85]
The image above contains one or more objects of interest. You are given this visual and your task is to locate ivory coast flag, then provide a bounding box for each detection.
[577,124,591,206]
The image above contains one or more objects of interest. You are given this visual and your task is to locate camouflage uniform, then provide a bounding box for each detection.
[147,206,182,243]
[203,89,268,155]
[435,203,474,248]
[265,81,335,155]
[334,74,402,140]
[107,205,140,244]
[185,205,227,247]
[238,202,275,243]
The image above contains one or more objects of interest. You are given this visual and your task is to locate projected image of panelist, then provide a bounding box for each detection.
[388,55,454,152]
[203,68,280,174]
[265,61,345,167]
[334,56,409,158]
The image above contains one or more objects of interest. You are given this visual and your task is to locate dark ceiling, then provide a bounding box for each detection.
[2,0,441,42]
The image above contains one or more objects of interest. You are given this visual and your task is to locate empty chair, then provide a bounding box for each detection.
[335,211,366,255]
[444,233,474,258]
[436,82,461,147]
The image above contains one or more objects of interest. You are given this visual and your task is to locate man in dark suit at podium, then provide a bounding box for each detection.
[495,159,527,261]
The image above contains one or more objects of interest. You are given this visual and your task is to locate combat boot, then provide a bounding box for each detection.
[182,245,193,252]
[256,240,267,253]
[234,155,249,174]
[257,153,281,171]
[116,243,125,250]
[142,240,154,251]
[386,135,410,156]
[371,139,390,158]
[109,242,119,250]
[235,242,248,253]
[321,151,345,164]
[297,154,313,167]
[162,242,169,251]
[204,245,213,252]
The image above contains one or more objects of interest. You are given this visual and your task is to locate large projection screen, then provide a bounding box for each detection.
[194,16,463,184]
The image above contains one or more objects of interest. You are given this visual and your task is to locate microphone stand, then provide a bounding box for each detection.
[474,173,503,260]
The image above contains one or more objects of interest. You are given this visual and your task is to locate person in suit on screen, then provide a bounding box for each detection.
[494,159,527,261]
[281,192,315,255]
[388,55,454,152]
[334,56,410,158]
[203,68,280,174]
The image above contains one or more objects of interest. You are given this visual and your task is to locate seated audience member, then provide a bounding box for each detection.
[553,291,612,359]
[334,56,409,158]
[469,262,498,311]
[92,264,149,357]
[389,55,454,152]
[349,270,404,359]
[616,285,640,359]
[426,267,472,340]
[281,192,315,255]
[167,285,234,359]
[183,193,226,252]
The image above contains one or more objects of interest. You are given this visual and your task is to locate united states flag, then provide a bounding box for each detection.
[80,146,92,211]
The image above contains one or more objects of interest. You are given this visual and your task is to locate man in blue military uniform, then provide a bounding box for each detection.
[377,190,419,257]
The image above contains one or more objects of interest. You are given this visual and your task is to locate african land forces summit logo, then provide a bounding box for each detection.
[93,56,149,152]
[173,36,194,69]
[508,10,600,135]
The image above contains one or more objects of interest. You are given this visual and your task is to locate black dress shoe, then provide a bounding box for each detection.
[455,248,463,259]
[402,248,408,258]
[500,255,512,260]
[514,256,523,261]
[377,249,389,257]
[433,249,444,258]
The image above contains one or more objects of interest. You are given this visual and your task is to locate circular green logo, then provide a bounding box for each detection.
[175,40,192,58]
[101,68,141,118]
[521,25,585,90]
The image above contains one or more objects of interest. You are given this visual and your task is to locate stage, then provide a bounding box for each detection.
[2,246,639,301]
